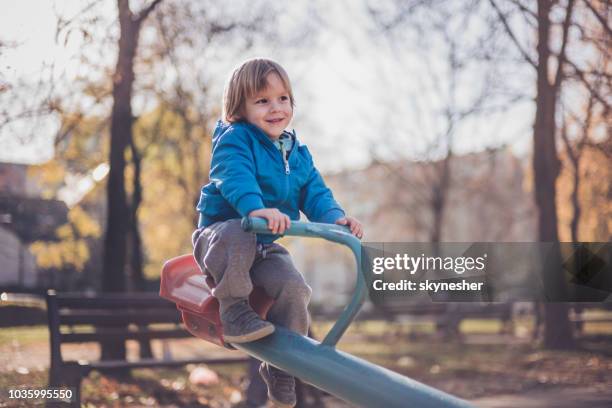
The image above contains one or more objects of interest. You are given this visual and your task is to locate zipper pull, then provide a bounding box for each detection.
[280,141,290,174]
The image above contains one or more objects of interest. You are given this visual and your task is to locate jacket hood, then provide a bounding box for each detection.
[213,120,295,149]
[212,120,231,144]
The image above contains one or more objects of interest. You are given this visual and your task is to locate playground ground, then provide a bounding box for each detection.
[0,318,611,407]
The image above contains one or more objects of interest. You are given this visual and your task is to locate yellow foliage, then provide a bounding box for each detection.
[55,225,72,240]
[68,205,101,238]
[30,241,64,270]
[134,107,212,279]
[28,205,100,272]
[29,104,212,279]
[28,161,66,185]
[557,145,611,241]
[27,162,67,198]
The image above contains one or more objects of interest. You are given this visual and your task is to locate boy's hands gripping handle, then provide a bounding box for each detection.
[241,217,352,243]
[248,208,291,235]
[241,216,367,346]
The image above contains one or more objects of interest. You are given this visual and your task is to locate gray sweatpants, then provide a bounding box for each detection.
[192,219,311,336]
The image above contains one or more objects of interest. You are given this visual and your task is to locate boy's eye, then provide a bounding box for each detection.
[255,98,268,104]
[280,95,289,101]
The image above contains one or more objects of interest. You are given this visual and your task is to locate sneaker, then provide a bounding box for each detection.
[221,300,275,343]
[259,363,296,408]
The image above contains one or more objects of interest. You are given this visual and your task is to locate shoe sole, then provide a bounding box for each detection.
[259,364,296,408]
[266,391,295,408]
[223,323,275,343]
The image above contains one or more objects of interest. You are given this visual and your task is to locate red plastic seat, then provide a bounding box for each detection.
[160,254,274,347]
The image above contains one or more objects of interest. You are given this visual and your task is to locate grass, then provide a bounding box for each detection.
[0,369,47,407]
[0,325,48,346]
[1,317,612,406]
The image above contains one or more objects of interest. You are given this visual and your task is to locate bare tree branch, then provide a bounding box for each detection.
[366,0,437,32]
[508,0,538,21]
[583,139,612,159]
[0,107,55,128]
[487,0,537,69]
[55,0,105,44]
[559,112,577,168]
[582,0,612,38]
[553,0,575,90]
[136,0,164,25]
[565,58,611,109]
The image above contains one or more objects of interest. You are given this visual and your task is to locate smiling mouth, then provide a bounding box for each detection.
[266,118,285,124]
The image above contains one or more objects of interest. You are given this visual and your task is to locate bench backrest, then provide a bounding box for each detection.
[46,290,189,364]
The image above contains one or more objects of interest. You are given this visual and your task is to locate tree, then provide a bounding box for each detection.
[557,3,610,243]
[90,0,161,363]
[487,0,610,349]
[530,0,576,349]
[364,0,610,347]
[103,0,163,296]
[368,1,496,244]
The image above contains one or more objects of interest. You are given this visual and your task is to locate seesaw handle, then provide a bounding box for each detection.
[241,217,367,346]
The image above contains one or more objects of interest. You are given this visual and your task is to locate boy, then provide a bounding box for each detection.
[192,58,362,407]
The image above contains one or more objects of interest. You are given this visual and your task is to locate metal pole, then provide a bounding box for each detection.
[242,217,367,346]
[241,218,474,407]
[235,326,472,408]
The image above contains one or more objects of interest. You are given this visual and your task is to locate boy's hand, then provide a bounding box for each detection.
[335,216,363,239]
[249,208,291,234]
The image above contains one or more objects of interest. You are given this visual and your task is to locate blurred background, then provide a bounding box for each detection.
[0,0,610,406]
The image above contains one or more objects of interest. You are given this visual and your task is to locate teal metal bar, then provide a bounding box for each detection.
[241,217,366,346]
[240,217,474,408]
[234,326,472,408]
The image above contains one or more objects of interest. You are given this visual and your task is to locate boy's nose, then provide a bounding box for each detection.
[270,101,281,111]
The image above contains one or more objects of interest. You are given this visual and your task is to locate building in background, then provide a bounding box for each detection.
[0,162,68,291]
[288,147,537,310]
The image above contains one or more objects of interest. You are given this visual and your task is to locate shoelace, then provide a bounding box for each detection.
[226,301,257,324]
[270,368,294,390]
[257,243,268,259]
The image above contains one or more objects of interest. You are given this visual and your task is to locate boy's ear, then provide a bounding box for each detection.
[230,108,245,122]
[227,112,241,123]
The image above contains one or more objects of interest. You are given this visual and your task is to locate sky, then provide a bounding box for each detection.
[1,0,104,164]
[0,0,535,173]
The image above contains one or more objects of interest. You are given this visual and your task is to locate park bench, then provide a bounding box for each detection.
[371,301,514,335]
[45,290,248,407]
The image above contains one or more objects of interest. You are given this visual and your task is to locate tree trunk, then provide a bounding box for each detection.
[102,0,162,361]
[567,94,594,243]
[128,138,153,358]
[103,0,140,293]
[533,0,575,349]
[569,160,581,242]
[129,138,145,291]
[430,155,451,243]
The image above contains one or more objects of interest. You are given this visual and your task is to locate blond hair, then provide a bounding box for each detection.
[223,58,295,123]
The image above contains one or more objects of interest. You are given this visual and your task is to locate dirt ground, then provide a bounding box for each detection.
[1,323,611,407]
[472,386,612,408]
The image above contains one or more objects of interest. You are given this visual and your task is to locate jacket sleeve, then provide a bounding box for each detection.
[209,127,265,216]
[299,147,345,223]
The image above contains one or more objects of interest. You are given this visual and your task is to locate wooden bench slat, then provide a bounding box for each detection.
[60,327,191,343]
[57,294,174,309]
[59,309,182,325]
[87,356,248,370]
[570,316,612,323]
[46,290,231,407]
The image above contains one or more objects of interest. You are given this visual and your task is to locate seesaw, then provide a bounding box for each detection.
[160,217,473,408]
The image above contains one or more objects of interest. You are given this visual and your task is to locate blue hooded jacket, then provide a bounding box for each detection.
[196,121,345,242]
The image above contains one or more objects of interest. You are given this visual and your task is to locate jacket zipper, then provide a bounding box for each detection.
[279,139,291,206]
[280,140,290,175]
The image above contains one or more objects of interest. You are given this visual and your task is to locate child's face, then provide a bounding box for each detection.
[243,72,293,140]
